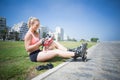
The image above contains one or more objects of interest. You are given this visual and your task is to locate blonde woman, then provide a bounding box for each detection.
[24,17,86,62]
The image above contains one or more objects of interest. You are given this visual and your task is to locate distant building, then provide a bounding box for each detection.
[11,22,28,40]
[11,23,49,40]
[54,32,59,41]
[0,17,6,31]
[38,25,48,38]
[64,33,69,41]
[54,27,64,41]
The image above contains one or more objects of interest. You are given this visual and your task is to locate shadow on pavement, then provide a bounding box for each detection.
[71,58,91,62]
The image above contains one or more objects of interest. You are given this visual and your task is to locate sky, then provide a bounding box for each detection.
[0,0,120,41]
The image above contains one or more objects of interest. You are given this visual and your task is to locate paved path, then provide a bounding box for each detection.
[33,42,120,80]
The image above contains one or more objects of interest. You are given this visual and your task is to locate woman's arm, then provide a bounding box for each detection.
[24,33,42,52]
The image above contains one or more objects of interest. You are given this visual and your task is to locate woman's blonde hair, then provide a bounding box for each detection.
[27,17,39,28]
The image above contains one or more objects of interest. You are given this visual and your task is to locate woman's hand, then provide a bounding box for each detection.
[38,38,45,46]
[42,37,53,47]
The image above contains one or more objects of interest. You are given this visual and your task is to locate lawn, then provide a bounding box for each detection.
[0,41,96,80]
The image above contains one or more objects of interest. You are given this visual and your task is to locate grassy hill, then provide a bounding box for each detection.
[0,41,96,80]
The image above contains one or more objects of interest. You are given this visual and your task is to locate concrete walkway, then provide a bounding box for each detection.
[32,42,120,80]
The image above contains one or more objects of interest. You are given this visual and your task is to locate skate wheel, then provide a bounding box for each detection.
[73,57,77,61]
[82,55,87,62]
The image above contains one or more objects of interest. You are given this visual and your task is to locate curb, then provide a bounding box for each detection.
[32,60,71,80]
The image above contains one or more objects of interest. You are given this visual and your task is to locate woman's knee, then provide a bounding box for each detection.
[47,42,57,50]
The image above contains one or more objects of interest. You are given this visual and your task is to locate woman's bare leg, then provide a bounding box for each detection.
[37,49,74,62]
[47,41,67,51]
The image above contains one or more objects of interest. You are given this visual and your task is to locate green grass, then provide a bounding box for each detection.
[0,41,96,80]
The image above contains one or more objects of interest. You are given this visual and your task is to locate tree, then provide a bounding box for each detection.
[91,38,99,42]
[67,37,77,41]
[0,29,7,41]
[14,31,19,41]
[80,39,86,42]
[72,38,77,42]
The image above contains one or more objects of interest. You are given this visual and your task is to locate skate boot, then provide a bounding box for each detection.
[80,43,88,62]
[73,43,88,62]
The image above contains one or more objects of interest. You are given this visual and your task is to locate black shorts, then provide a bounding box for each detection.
[29,49,41,62]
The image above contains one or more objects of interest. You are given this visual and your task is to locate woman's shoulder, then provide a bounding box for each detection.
[24,31,32,40]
